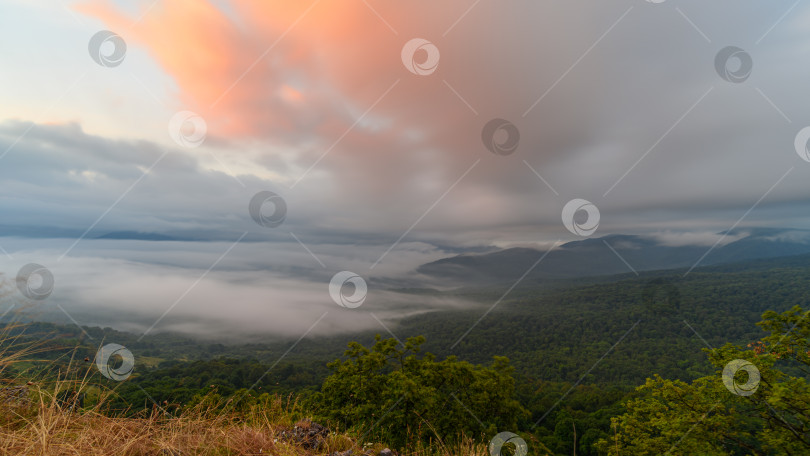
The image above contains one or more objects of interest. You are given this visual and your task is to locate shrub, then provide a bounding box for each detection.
[316,335,529,449]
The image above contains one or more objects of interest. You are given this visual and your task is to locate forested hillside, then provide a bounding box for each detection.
[5,254,810,453]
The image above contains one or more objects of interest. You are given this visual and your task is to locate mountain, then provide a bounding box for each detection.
[416,228,810,286]
[16,250,810,388]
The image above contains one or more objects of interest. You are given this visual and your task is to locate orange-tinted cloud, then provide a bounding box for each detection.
[76,0,395,139]
[80,1,740,240]
[75,0,485,209]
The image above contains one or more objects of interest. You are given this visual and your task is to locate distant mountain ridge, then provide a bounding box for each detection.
[416,228,810,286]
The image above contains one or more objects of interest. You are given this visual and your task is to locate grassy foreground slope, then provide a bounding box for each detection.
[0,326,509,456]
[0,391,490,455]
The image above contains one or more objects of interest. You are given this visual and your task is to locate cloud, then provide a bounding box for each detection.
[649,230,748,248]
[0,236,467,340]
[67,1,810,244]
[3,2,810,340]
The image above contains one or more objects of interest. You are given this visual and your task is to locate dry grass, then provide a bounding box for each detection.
[0,373,341,456]
[0,392,493,456]
[0,321,491,456]
[1,388,329,455]
[0,319,298,456]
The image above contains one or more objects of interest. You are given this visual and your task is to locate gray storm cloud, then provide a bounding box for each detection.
[2,1,810,338]
[8,2,809,246]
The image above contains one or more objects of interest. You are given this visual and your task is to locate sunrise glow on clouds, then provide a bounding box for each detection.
[3,1,810,337]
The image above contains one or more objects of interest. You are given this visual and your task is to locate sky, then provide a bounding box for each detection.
[1,0,810,340]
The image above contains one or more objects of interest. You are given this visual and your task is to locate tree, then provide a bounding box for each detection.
[315,335,529,449]
[598,305,810,455]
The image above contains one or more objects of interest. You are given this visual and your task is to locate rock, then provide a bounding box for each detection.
[0,385,30,408]
[379,449,393,456]
[329,450,354,456]
[281,420,331,450]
